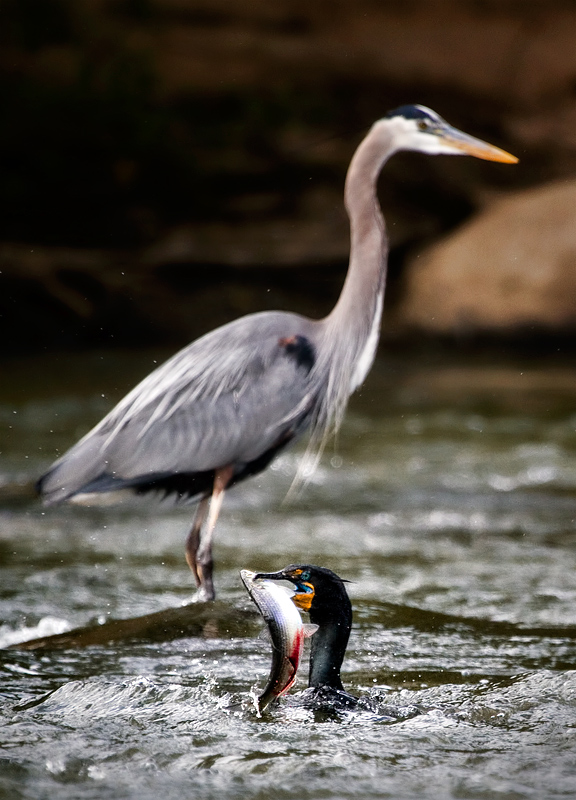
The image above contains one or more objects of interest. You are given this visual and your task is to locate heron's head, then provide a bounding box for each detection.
[381,104,518,163]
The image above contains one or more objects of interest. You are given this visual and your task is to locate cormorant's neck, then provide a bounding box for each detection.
[307,584,353,690]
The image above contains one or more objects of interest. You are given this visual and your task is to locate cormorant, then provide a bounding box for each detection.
[255,564,420,720]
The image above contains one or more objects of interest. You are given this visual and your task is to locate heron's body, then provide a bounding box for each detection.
[37,106,516,600]
[40,312,318,505]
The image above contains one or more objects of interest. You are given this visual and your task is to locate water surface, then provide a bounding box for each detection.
[1,350,576,799]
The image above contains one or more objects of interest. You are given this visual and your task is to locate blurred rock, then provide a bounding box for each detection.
[392,180,576,335]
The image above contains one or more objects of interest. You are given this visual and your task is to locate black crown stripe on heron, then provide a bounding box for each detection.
[36,107,517,601]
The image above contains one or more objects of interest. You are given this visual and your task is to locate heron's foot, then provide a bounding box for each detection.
[193,548,215,602]
[190,584,216,603]
[185,555,215,601]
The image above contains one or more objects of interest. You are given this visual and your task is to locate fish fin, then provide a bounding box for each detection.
[303,623,319,638]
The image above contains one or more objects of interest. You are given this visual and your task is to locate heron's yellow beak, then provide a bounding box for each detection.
[443,129,518,163]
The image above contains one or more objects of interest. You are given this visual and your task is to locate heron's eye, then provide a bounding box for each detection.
[417,120,429,131]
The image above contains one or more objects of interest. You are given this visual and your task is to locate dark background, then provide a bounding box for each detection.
[1,0,575,354]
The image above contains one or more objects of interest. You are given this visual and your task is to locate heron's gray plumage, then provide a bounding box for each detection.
[39,311,320,504]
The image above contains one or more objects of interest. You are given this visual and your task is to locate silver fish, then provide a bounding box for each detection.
[240,569,317,714]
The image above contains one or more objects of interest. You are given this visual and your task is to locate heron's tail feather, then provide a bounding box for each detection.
[36,434,111,505]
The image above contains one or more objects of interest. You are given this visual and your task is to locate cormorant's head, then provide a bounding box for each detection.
[254,564,349,615]
[381,104,518,163]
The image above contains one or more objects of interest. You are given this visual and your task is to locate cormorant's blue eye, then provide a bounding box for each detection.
[299,570,310,582]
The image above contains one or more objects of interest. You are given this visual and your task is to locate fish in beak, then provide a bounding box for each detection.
[240,569,317,714]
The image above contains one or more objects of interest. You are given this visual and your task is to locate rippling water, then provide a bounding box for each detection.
[1,350,576,799]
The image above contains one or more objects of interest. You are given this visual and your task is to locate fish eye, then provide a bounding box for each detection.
[417,120,429,131]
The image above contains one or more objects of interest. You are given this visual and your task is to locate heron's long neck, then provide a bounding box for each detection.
[300,122,394,461]
[326,122,392,343]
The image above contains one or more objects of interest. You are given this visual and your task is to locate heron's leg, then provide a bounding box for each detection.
[185,496,209,587]
[193,465,234,602]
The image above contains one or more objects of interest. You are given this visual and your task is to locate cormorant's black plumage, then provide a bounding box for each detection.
[255,564,352,691]
[255,564,423,720]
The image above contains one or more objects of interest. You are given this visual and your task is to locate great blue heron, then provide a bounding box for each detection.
[37,105,517,601]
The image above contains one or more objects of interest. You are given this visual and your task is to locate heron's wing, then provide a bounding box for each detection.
[106,314,311,439]
[39,312,318,502]
[104,335,315,476]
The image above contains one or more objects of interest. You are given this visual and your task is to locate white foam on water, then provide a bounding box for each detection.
[0,616,71,647]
